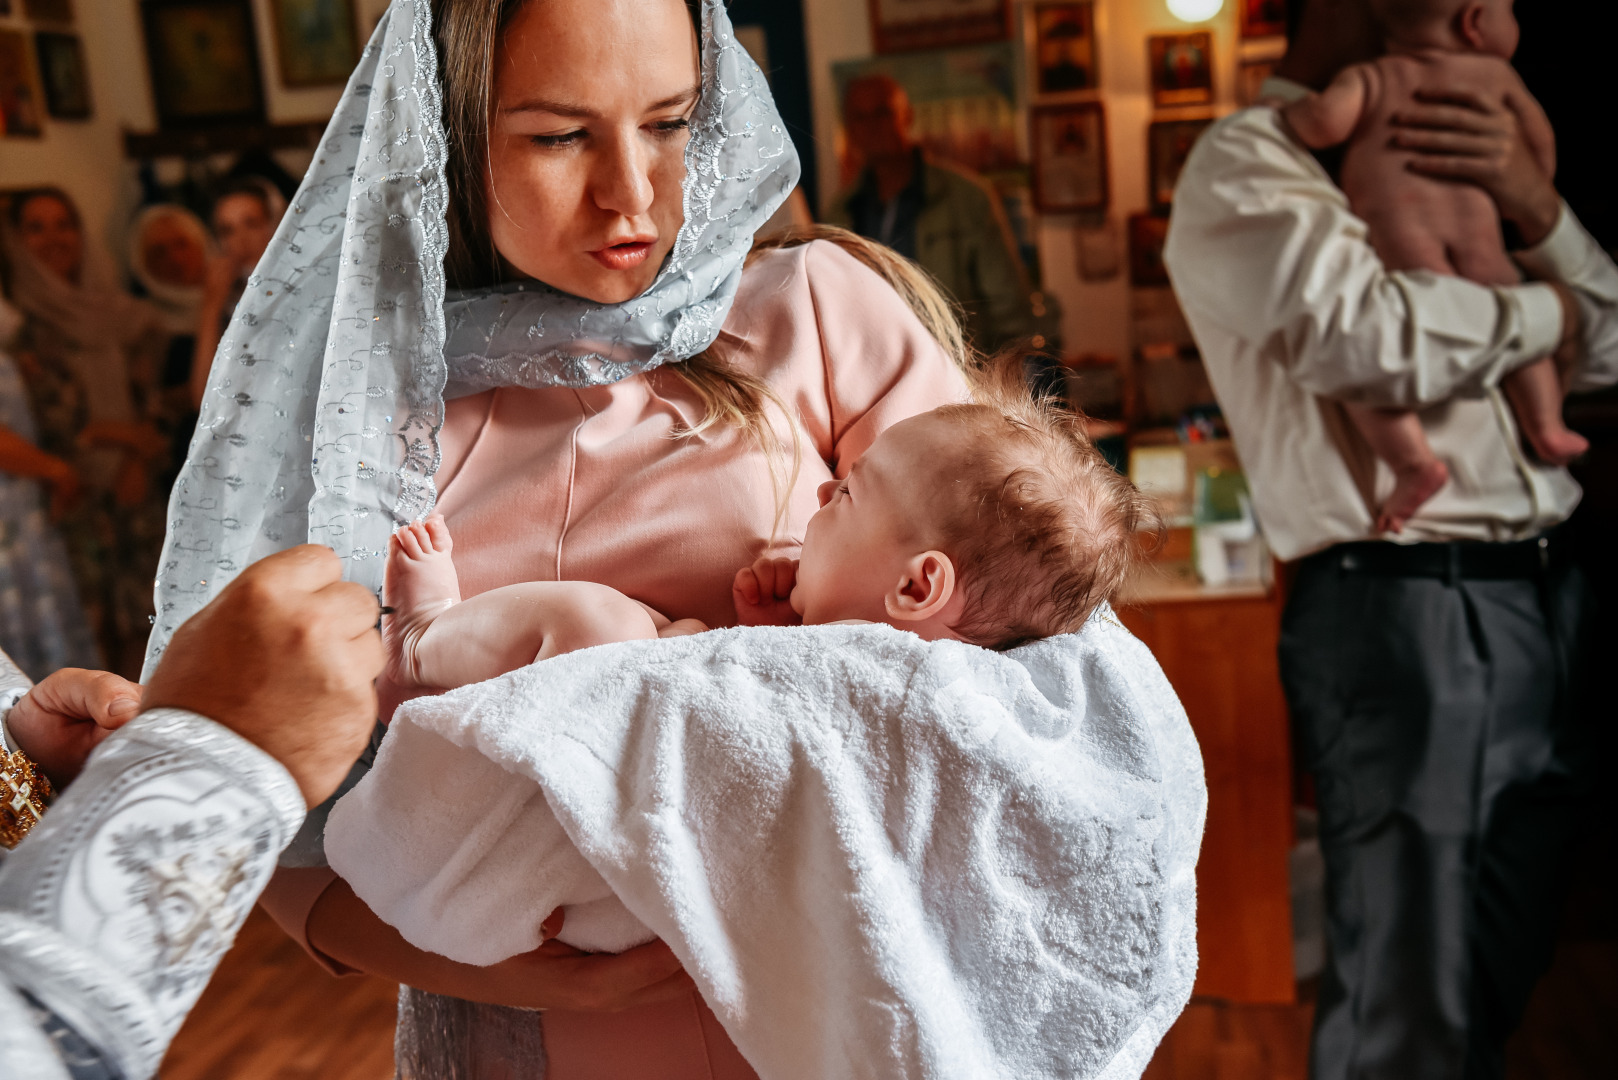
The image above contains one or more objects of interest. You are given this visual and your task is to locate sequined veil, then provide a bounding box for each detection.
[145,0,799,679]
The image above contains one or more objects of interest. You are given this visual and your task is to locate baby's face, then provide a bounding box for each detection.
[791,414,950,625]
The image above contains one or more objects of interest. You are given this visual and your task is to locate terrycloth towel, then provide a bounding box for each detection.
[331,612,1205,1080]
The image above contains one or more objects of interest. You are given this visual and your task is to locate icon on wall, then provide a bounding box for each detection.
[1241,0,1288,39]
[1148,118,1212,212]
[868,0,1010,55]
[271,0,360,88]
[1031,2,1096,96]
[141,0,265,128]
[0,29,46,138]
[1148,32,1214,109]
[34,31,91,120]
[1030,101,1108,213]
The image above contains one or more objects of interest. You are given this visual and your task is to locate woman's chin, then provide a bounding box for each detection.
[534,261,661,306]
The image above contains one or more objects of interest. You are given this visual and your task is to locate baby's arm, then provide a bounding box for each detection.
[733,556,802,627]
[1282,64,1369,150]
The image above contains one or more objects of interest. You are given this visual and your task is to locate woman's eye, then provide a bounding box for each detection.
[529,130,585,148]
[651,117,690,138]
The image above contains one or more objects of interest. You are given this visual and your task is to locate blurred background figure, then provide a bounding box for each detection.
[828,73,1056,356]
[191,177,284,409]
[1,188,170,678]
[0,292,99,681]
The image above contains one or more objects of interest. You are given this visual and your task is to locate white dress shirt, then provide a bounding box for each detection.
[1164,78,1618,560]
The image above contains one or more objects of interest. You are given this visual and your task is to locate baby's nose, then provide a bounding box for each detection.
[816,479,838,507]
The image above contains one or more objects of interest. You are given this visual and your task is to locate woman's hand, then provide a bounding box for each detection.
[7,669,143,789]
[1390,88,1561,246]
[43,456,82,521]
[307,880,693,1011]
[732,556,802,626]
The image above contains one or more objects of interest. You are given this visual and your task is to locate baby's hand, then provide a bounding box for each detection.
[732,557,802,627]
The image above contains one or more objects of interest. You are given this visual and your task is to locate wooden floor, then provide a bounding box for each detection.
[162,901,1615,1079]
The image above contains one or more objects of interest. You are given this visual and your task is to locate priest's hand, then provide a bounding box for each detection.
[7,669,143,790]
[143,544,384,807]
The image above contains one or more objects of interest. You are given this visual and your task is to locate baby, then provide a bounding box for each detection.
[1282,0,1584,533]
[338,357,1154,959]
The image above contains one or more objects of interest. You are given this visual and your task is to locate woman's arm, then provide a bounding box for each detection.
[0,427,80,519]
[304,877,692,1010]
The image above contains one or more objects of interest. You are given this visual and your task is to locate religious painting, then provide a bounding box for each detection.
[1148,32,1214,109]
[34,31,91,120]
[141,0,264,127]
[0,30,45,138]
[270,0,360,88]
[1031,2,1096,96]
[1128,212,1171,287]
[833,42,1020,178]
[1241,0,1288,38]
[1030,102,1108,213]
[1239,57,1278,106]
[1148,118,1211,212]
[869,0,1010,55]
[21,0,73,22]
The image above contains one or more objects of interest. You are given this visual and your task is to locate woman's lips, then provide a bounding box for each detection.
[591,241,655,271]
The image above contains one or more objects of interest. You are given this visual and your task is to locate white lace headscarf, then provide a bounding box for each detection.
[145,0,798,677]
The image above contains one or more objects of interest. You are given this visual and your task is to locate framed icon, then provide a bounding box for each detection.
[34,31,91,120]
[1030,102,1108,213]
[1149,32,1214,109]
[1030,2,1096,96]
[141,0,265,127]
[868,0,1010,55]
[0,29,45,138]
[270,0,360,88]
[1241,0,1288,38]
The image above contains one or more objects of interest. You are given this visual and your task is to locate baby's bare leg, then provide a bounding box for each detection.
[1501,358,1589,466]
[384,514,658,688]
[1342,403,1449,534]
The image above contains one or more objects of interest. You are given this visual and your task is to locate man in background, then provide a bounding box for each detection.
[828,74,1055,355]
[1163,1,1618,1077]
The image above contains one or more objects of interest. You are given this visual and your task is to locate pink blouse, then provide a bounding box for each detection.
[261,239,970,1078]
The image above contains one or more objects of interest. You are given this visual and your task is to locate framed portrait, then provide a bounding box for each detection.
[1241,0,1288,38]
[33,31,90,119]
[1238,57,1278,106]
[1030,102,1108,213]
[0,30,45,138]
[21,0,73,22]
[1148,32,1214,109]
[141,0,264,128]
[271,0,360,88]
[869,0,1010,55]
[1128,213,1171,287]
[1148,118,1211,212]
[1029,2,1096,97]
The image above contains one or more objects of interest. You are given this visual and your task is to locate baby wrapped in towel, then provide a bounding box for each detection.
[327,356,1159,960]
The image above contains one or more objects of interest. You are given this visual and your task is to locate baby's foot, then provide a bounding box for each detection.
[384,514,462,686]
[1524,424,1589,468]
[1376,459,1449,534]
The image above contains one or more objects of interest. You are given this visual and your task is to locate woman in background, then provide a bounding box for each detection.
[1,188,169,678]
[0,291,98,678]
[190,177,284,408]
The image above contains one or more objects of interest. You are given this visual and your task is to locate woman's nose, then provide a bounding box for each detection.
[592,132,655,218]
[816,479,838,507]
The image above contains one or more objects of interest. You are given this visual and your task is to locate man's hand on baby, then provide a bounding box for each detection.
[733,556,802,626]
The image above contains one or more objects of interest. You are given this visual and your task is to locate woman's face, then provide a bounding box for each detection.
[487,0,699,304]
[18,194,84,285]
[140,212,208,288]
[213,192,277,269]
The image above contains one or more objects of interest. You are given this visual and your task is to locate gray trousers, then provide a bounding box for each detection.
[1280,550,1591,1080]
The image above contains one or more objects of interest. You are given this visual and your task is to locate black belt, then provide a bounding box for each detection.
[1312,528,1573,581]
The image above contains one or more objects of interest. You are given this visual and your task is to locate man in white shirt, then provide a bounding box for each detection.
[1164,2,1618,1078]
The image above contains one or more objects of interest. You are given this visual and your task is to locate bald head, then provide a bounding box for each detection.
[842,73,915,164]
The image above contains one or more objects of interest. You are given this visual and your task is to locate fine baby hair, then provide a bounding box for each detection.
[935,349,1160,651]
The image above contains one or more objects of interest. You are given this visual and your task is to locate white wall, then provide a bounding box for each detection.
[0,0,377,246]
[802,0,1248,361]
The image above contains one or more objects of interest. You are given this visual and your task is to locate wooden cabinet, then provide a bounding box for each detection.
[1119,578,1297,1004]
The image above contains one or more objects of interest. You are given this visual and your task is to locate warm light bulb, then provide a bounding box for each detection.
[1167,0,1224,22]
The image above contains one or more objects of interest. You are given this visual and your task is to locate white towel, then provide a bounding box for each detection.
[331,611,1205,1080]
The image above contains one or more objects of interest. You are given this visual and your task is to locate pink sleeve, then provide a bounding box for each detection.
[257,865,358,976]
[799,240,972,476]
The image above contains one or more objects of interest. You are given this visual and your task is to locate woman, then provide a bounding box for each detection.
[158,0,967,1075]
[189,177,284,409]
[2,189,170,678]
[0,293,99,679]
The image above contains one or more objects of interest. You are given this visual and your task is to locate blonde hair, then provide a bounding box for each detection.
[925,349,1161,650]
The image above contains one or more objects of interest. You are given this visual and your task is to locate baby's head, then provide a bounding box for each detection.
[790,358,1158,651]
[1373,0,1519,58]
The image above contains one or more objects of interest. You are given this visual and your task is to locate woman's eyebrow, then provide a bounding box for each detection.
[501,85,699,118]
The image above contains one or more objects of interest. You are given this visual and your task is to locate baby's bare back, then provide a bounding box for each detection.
[1341,51,1536,285]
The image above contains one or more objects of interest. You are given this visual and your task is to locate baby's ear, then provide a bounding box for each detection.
[885,550,958,622]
